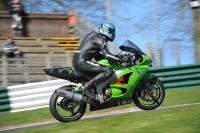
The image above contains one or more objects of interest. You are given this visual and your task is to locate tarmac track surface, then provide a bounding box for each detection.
[1,102,200,133]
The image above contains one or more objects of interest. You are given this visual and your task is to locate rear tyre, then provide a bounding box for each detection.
[49,87,87,122]
[132,77,165,110]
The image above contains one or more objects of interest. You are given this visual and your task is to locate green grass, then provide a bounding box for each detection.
[0,88,200,128]
[162,88,200,106]
[0,107,54,127]
[13,105,200,133]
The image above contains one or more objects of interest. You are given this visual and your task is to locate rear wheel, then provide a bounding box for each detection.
[132,77,165,110]
[49,87,87,122]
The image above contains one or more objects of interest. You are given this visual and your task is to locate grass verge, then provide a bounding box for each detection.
[13,105,200,133]
[0,88,200,128]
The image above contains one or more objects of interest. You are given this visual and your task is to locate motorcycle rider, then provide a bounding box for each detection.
[72,22,131,99]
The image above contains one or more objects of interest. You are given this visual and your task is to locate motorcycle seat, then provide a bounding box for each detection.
[74,70,96,77]
[74,70,87,77]
[43,67,95,82]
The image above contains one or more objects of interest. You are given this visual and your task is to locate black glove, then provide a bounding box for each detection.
[119,55,132,63]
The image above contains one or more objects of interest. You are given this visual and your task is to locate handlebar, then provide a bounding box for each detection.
[123,52,134,67]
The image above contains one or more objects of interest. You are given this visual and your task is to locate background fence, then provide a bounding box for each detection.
[0,79,69,113]
[150,63,200,89]
[0,37,81,86]
[0,63,200,114]
[0,53,73,86]
[0,10,92,38]
[0,11,72,37]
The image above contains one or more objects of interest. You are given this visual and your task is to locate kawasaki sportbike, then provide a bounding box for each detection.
[44,39,165,122]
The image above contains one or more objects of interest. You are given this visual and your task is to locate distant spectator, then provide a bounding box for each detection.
[3,37,23,58]
[7,0,24,36]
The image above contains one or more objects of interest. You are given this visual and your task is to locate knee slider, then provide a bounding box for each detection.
[105,67,113,79]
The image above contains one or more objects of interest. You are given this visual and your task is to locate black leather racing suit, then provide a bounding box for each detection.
[72,31,121,86]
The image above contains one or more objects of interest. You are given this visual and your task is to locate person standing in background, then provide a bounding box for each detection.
[7,0,24,36]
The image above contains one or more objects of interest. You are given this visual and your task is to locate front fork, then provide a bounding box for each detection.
[141,74,156,100]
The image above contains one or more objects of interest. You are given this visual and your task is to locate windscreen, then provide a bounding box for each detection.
[119,39,145,55]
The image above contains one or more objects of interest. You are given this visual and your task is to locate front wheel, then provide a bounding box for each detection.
[49,87,87,122]
[132,77,165,110]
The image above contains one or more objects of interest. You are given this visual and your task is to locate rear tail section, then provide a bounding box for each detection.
[43,67,77,81]
[43,67,91,83]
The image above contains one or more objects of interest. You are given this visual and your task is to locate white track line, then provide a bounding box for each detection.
[0,102,200,132]
[158,103,200,109]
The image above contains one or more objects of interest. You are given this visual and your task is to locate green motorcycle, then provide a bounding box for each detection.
[44,39,165,122]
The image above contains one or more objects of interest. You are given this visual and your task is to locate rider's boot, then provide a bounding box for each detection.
[80,73,106,99]
[80,78,96,99]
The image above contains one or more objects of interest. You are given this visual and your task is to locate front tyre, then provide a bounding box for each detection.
[49,87,87,122]
[132,77,165,110]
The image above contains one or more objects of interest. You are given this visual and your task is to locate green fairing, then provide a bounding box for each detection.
[108,54,153,101]
[73,54,153,102]
[145,73,155,79]
[97,59,121,72]
[137,55,152,67]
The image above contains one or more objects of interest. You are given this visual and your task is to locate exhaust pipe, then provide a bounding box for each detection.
[55,86,86,103]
